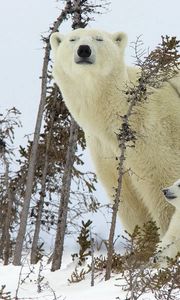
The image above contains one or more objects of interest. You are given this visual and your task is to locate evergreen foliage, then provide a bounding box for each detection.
[72,219,93,266]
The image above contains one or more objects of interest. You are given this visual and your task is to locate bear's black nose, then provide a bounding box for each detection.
[77,45,91,58]
[162,188,168,196]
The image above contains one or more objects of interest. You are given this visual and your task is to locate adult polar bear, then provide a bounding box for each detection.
[50,28,180,239]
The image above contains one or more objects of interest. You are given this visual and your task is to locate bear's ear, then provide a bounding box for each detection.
[50,32,64,56]
[112,32,128,48]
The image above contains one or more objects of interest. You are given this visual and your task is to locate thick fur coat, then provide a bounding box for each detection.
[160,179,180,260]
[50,28,180,242]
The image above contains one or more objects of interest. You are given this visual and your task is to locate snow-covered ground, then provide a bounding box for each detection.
[0,258,138,300]
[0,256,123,300]
[1,255,179,300]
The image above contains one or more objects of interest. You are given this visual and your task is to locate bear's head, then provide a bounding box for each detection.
[50,28,127,80]
[162,179,180,210]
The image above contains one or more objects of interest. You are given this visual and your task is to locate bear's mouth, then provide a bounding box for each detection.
[162,189,177,201]
[77,61,93,64]
[165,194,177,200]
[76,59,93,65]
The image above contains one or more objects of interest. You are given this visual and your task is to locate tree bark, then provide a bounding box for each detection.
[51,0,87,272]
[30,88,58,264]
[51,118,78,271]
[13,2,72,266]
[105,145,126,280]
[105,101,136,280]
[2,153,13,265]
[13,42,50,265]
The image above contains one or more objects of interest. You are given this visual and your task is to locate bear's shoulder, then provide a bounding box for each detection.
[127,66,140,84]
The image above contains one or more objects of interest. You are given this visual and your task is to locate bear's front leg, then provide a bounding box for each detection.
[158,211,180,266]
[86,135,151,233]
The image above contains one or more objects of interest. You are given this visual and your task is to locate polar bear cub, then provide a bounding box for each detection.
[160,179,180,260]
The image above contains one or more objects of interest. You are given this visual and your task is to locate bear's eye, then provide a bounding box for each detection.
[69,38,76,42]
[178,184,180,187]
[95,37,103,42]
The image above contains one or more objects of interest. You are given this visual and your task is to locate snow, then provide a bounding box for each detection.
[0,257,118,300]
[0,257,127,300]
[1,255,177,300]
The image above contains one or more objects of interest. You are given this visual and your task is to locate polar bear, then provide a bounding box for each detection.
[159,179,180,261]
[50,28,180,239]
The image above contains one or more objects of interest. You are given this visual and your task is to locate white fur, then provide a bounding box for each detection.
[159,180,180,261]
[50,28,180,239]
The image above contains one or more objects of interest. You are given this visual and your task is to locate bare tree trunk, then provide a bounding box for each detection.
[30,87,58,264]
[13,42,50,265]
[90,229,95,287]
[105,99,136,280]
[105,145,126,280]
[13,2,72,266]
[2,152,13,265]
[51,117,78,271]
[51,0,89,272]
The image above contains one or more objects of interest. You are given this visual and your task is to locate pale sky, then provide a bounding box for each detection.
[0,0,180,244]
